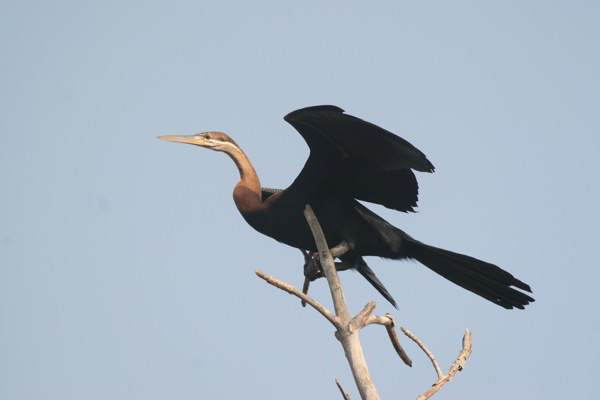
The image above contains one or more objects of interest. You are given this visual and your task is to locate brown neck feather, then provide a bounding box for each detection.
[224,145,263,214]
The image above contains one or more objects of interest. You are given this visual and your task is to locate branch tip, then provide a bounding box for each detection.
[255,269,340,328]
[335,378,352,400]
[411,329,474,400]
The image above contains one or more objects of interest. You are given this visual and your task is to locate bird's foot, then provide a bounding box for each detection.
[298,247,354,308]
[303,253,324,281]
[299,249,316,307]
[301,253,323,308]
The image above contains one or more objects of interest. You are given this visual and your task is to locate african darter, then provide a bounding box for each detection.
[159,105,534,309]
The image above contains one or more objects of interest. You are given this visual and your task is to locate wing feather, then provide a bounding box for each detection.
[283,106,433,212]
[285,106,434,173]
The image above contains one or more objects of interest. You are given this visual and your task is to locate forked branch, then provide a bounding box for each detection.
[255,205,473,400]
[360,311,412,367]
[413,330,473,400]
[255,270,411,366]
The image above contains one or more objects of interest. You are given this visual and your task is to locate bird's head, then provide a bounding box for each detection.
[158,131,241,153]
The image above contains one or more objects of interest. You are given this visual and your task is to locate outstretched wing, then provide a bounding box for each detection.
[283,105,434,212]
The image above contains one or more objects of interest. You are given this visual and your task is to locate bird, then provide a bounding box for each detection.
[159,105,534,310]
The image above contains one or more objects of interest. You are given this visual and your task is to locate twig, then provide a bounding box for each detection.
[361,312,412,367]
[335,378,352,400]
[384,316,413,367]
[410,329,473,400]
[401,328,445,380]
[255,269,340,328]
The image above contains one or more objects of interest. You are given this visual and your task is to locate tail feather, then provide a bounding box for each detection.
[355,257,399,309]
[404,238,534,310]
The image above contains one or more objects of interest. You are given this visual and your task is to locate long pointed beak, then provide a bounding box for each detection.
[157,135,204,145]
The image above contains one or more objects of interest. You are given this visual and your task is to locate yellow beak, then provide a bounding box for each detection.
[157,135,207,146]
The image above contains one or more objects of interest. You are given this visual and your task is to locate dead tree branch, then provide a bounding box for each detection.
[255,270,412,367]
[305,204,378,399]
[401,328,445,381]
[406,329,473,400]
[336,378,352,400]
[255,205,473,400]
[255,269,340,328]
[360,311,413,367]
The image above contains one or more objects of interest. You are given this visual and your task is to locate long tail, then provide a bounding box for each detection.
[404,238,534,309]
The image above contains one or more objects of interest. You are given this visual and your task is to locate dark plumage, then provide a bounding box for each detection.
[159,106,534,309]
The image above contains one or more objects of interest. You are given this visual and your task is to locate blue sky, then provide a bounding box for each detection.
[1,1,599,399]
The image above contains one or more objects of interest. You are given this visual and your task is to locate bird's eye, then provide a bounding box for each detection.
[204,133,212,140]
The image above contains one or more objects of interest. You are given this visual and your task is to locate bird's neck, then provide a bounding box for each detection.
[227,147,263,212]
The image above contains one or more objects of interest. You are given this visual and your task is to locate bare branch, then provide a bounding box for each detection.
[335,378,352,400]
[384,316,413,367]
[361,312,413,367]
[454,329,472,372]
[255,269,340,328]
[330,241,351,258]
[260,207,475,400]
[303,205,349,321]
[401,328,445,381]
[362,314,393,328]
[349,302,376,332]
[303,205,379,400]
[408,329,473,400]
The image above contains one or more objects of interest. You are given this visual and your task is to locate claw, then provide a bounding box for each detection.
[304,255,324,281]
[298,246,353,308]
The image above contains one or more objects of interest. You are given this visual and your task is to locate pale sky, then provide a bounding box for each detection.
[1,1,599,399]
